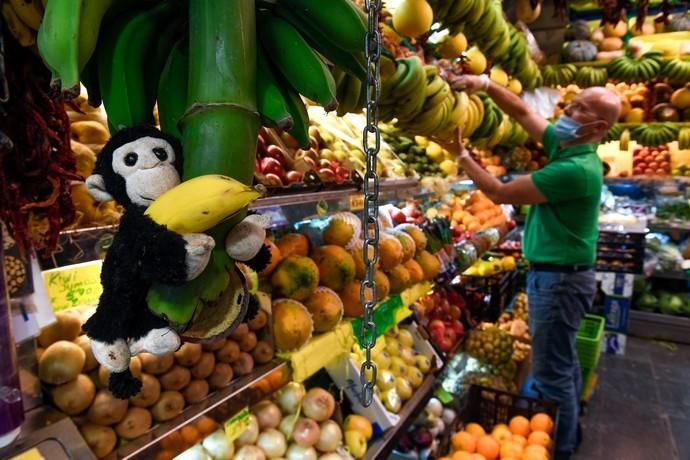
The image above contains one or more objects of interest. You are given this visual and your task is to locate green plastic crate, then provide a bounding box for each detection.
[576,314,605,373]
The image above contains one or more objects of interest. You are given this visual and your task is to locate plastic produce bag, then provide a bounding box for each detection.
[521,87,561,119]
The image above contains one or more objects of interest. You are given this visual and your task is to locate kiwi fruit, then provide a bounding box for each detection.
[229,323,249,341]
[39,341,86,385]
[251,341,274,364]
[151,391,185,422]
[231,352,254,376]
[159,365,191,391]
[74,335,98,372]
[130,374,161,408]
[87,390,129,425]
[173,342,202,367]
[201,338,227,352]
[183,379,210,405]
[115,407,153,439]
[80,423,117,458]
[247,310,268,331]
[208,363,234,390]
[190,352,215,380]
[238,331,257,352]
[38,311,82,347]
[215,340,240,364]
[52,374,96,415]
[139,353,174,375]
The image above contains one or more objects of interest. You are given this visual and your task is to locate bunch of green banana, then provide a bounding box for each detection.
[661,58,690,86]
[574,66,608,88]
[379,56,427,124]
[607,51,664,83]
[470,91,503,142]
[1,0,44,48]
[541,64,578,87]
[631,123,679,147]
[499,25,542,90]
[602,123,623,143]
[679,127,690,150]
[498,118,530,148]
[332,66,367,117]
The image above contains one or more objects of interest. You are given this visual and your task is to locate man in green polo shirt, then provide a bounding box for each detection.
[448,75,621,460]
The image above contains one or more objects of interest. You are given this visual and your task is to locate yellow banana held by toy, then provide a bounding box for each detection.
[145,175,262,233]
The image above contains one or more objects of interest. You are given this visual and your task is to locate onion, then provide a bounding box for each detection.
[257,428,288,458]
[293,417,321,447]
[442,408,456,425]
[253,401,282,430]
[235,445,266,460]
[277,382,306,414]
[286,444,317,460]
[302,388,335,422]
[315,420,342,453]
[319,454,345,460]
[235,414,260,447]
[426,398,443,417]
[202,429,235,459]
[279,413,299,440]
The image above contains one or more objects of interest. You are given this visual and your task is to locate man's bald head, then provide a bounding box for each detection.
[563,86,622,144]
[578,87,622,128]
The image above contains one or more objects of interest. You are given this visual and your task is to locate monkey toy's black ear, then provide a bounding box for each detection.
[85,174,114,202]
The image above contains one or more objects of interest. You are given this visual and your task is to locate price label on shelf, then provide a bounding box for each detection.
[349,194,364,211]
[224,406,250,443]
[41,260,103,311]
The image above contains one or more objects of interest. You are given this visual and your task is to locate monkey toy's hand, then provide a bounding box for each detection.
[182,233,216,281]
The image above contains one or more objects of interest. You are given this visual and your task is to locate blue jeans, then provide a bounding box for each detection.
[527,269,596,460]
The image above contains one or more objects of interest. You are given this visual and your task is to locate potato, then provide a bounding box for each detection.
[159,365,191,391]
[98,356,142,387]
[80,423,117,458]
[238,331,257,352]
[38,311,82,347]
[174,342,202,367]
[215,340,240,364]
[88,390,129,425]
[231,352,254,377]
[130,373,161,408]
[39,341,85,385]
[139,352,174,375]
[190,352,215,380]
[52,374,96,415]
[182,379,210,405]
[74,335,98,372]
[115,407,153,439]
[229,323,249,341]
[251,341,274,364]
[247,310,268,331]
[151,391,185,422]
[202,338,226,352]
[208,363,234,390]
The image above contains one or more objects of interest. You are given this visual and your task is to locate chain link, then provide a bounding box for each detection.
[359,0,382,407]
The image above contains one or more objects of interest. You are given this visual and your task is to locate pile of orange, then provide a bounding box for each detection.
[440,413,554,460]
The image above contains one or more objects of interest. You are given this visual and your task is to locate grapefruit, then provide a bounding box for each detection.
[303,287,344,332]
[311,245,356,291]
[270,255,319,300]
[275,233,310,258]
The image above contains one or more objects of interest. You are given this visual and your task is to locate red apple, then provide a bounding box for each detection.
[318,168,336,182]
[448,320,465,337]
[260,157,284,177]
[428,319,446,335]
[286,170,303,183]
[391,208,406,224]
[263,173,284,187]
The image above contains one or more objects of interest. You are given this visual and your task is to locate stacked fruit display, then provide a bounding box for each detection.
[174,382,355,460]
[351,326,435,413]
[443,413,555,460]
[437,190,507,233]
[380,126,458,177]
[397,397,459,457]
[608,50,665,83]
[562,19,627,63]
[632,145,672,176]
[35,309,271,458]
[463,326,518,392]
[463,256,517,278]
[496,312,531,363]
[417,288,467,353]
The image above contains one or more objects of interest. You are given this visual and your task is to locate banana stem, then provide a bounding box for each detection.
[181,0,259,184]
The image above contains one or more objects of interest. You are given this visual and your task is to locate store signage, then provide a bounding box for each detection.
[224,406,250,443]
[349,194,365,211]
[41,260,103,311]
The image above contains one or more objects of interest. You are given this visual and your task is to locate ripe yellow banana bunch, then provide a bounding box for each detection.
[145,175,263,233]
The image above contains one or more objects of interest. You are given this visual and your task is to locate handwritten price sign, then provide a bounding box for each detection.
[42,261,103,311]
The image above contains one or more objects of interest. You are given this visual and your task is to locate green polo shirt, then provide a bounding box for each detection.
[523,124,602,266]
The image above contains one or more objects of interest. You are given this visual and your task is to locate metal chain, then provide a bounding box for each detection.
[359,0,382,407]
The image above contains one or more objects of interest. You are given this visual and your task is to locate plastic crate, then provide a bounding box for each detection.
[576,314,605,371]
[460,385,559,454]
[460,269,518,322]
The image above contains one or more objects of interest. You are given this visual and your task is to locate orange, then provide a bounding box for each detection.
[475,435,499,460]
[499,441,523,459]
[452,431,476,453]
[452,452,473,460]
[194,416,218,435]
[465,423,486,439]
[180,425,201,445]
[310,245,356,290]
[276,233,310,258]
[471,454,487,460]
[527,430,552,449]
[530,413,554,435]
[523,444,549,460]
[508,415,531,437]
[490,424,512,443]
[511,434,527,447]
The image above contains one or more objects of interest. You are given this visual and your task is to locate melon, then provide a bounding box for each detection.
[311,245,356,291]
[396,224,427,252]
[272,299,314,350]
[404,259,424,284]
[275,233,310,258]
[271,255,320,301]
[415,250,441,280]
[378,233,404,271]
[374,270,390,301]
[389,230,416,262]
[304,287,344,332]
[387,266,411,294]
[259,239,282,278]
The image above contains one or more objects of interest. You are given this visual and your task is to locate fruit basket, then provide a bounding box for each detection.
[459,384,559,455]
[576,314,605,391]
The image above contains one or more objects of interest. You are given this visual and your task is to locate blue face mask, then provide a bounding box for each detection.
[553,115,584,142]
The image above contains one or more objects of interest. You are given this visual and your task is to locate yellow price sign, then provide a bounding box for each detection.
[350,194,365,211]
[42,260,103,311]
[224,407,250,444]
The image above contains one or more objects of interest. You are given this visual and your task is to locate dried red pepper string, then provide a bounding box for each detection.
[0,30,77,257]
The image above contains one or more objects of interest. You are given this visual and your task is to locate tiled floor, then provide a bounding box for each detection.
[574,336,690,460]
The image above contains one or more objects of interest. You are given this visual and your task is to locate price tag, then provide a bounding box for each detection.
[349,194,365,211]
[41,260,103,311]
[11,448,44,460]
[224,406,250,444]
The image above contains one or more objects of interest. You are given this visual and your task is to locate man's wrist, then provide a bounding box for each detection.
[478,74,490,91]
[458,148,472,161]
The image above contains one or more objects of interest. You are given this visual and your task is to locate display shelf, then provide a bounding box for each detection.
[364,374,437,460]
[648,220,690,233]
[628,310,690,345]
[650,270,690,281]
[110,360,291,459]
